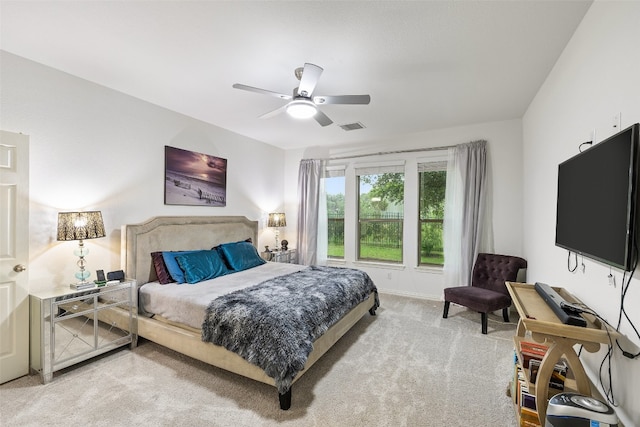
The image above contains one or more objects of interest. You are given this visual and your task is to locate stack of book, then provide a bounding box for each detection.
[69,281,96,290]
[512,357,540,427]
[519,341,548,369]
[512,340,570,427]
[529,358,567,390]
[520,340,567,390]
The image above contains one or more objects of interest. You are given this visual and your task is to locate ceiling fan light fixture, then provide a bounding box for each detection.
[286,99,317,119]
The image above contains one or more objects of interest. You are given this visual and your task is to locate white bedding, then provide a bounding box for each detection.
[139,262,306,329]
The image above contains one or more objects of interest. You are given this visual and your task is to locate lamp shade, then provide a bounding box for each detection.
[57,211,106,241]
[267,212,286,228]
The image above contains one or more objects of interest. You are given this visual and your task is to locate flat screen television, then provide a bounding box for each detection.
[555,123,640,271]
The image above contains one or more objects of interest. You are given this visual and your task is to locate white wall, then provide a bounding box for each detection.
[523,2,640,424]
[284,119,524,300]
[0,51,286,291]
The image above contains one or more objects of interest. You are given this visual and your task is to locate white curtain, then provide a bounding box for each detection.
[443,140,487,286]
[317,172,328,265]
[297,159,326,265]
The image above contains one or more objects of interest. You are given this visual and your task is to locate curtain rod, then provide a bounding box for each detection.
[306,144,455,161]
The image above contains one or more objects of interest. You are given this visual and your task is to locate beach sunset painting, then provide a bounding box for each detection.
[164,146,227,206]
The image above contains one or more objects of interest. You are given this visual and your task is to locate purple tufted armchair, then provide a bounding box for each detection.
[443,253,527,334]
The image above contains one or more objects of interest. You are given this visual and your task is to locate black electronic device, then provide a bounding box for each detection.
[96,269,105,282]
[559,301,584,314]
[534,282,587,327]
[555,123,640,271]
[107,270,125,282]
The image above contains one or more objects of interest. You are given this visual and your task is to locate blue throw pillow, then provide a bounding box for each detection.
[162,250,202,284]
[213,238,253,269]
[218,241,266,272]
[175,250,231,284]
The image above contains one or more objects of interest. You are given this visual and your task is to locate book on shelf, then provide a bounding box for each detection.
[519,340,548,355]
[520,391,537,412]
[519,340,549,369]
[512,364,529,408]
[529,359,567,390]
[519,407,541,427]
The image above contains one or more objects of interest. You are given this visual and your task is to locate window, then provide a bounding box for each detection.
[323,156,447,267]
[418,161,447,266]
[356,163,405,263]
[325,166,345,259]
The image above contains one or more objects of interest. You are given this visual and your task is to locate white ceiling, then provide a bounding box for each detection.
[0,1,592,150]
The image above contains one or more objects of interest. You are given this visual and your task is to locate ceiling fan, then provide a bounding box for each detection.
[232,63,371,127]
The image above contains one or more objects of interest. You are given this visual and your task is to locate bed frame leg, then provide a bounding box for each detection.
[279,387,292,410]
[369,307,377,316]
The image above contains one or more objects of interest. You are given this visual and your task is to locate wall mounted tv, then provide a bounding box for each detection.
[555,123,640,271]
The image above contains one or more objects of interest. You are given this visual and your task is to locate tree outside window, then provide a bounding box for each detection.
[358,172,404,263]
[418,163,446,266]
[325,175,345,258]
[325,160,444,266]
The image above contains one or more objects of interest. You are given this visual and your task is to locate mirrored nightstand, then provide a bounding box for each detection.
[261,249,297,264]
[30,280,137,383]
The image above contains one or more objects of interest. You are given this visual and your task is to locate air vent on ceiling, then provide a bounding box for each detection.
[339,122,366,131]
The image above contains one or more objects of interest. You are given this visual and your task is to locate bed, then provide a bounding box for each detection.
[118,215,378,409]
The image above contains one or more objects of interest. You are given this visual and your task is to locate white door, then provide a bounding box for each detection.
[0,130,29,384]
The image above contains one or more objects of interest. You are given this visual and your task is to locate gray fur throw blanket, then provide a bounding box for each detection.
[201,265,379,394]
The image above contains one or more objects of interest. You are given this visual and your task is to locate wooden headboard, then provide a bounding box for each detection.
[121,216,258,285]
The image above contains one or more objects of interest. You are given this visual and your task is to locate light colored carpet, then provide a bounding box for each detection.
[1,293,519,426]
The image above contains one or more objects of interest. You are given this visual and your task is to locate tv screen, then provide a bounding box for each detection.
[555,123,640,271]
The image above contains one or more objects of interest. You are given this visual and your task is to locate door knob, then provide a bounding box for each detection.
[13,264,26,272]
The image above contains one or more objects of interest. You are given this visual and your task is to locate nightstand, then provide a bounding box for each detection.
[30,279,137,383]
[261,248,297,264]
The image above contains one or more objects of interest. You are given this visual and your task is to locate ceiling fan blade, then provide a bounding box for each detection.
[259,104,288,119]
[297,63,323,97]
[314,109,333,127]
[232,83,292,100]
[313,94,371,105]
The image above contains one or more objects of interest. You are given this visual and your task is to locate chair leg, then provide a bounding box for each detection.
[443,301,450,318]
[502,307,510,323]
[481,312,488,334]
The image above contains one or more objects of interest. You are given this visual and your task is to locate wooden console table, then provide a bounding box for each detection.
[506,282,620,424]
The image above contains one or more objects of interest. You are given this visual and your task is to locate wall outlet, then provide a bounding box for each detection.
[613,113,621,131]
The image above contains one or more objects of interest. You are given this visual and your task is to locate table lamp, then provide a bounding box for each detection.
[57,211,105,284]
[267,212,286,251]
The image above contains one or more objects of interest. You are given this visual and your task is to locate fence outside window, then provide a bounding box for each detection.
[327,215,344,258]
[357,212,403,263]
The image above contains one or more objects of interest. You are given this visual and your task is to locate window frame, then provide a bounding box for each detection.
[324,165,346,260]
[354,161,406,264]
[417,160,447,267]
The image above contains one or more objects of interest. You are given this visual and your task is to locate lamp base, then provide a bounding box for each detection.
[74,239,91,285]
[75,272,91,282]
